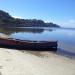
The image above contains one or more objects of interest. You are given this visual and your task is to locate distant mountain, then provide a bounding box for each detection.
[0,10,60,28]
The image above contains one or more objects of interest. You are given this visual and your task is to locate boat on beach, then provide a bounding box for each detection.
[0,38,58,51]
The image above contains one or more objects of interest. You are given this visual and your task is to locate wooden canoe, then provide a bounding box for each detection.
[0,38,58,51]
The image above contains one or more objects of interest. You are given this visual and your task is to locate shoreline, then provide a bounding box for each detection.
[0,48,75,75]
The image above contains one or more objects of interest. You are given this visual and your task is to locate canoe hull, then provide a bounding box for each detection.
[0,38,58,51]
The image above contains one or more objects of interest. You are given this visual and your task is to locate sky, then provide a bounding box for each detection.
[0,0,75,28]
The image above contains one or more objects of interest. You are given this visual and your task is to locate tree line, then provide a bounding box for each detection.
[0,10,60,27]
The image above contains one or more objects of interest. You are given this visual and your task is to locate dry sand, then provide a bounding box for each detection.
[0,48,75,75]
[0,34,9,39]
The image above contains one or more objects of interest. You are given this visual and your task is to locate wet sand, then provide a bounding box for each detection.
[0,48,75,75]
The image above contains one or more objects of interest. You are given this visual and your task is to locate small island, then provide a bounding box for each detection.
[0,10,60,28]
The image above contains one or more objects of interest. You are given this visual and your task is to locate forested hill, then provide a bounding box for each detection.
[0,10,60,27]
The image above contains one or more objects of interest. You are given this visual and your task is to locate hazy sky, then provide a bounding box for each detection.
[0,0,75,28]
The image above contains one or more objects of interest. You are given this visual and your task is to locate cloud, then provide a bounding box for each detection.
[61,19,75,27]
[55,19,75,28]
[12,16,23,19]
[64,19,75,25]
[69,19,75,23]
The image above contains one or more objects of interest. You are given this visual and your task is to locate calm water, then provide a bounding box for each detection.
[0,27,75,58]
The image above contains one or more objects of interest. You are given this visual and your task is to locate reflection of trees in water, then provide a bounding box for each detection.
[0,28,13,35]
[0,27,53,35]
[21,28,45,33]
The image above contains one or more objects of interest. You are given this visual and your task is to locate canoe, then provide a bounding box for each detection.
[0,38,58,51]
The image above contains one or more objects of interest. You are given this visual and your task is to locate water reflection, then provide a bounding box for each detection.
[0,27,53,35]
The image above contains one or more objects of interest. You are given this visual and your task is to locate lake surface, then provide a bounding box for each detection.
[0,27,75,58]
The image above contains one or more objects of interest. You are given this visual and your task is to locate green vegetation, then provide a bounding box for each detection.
[0,10,60,27]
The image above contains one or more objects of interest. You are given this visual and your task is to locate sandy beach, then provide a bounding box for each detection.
[0,48,75,75]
